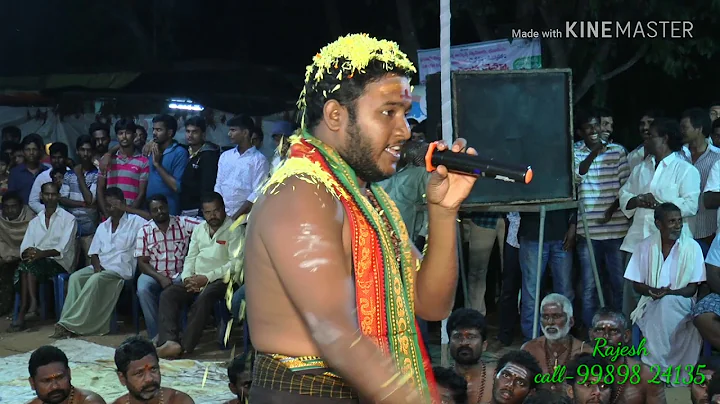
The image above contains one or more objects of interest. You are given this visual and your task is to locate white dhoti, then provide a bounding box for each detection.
[636,295,702,386]
[625,227,707,387]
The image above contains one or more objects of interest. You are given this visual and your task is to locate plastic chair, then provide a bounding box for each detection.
[110,279,141,334]
[632,323,711,358]
[53,273,70,319]
[53,272,140,334]
[12,282,49,323]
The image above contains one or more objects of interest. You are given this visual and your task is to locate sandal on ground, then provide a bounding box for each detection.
[6,323,26,333]
[24,311,39,320]
[49,324,73,339]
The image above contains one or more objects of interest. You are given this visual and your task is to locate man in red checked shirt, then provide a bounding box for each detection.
[136,194,200,343]
[156,192,242,358]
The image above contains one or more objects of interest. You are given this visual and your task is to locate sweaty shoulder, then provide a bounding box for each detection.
[521,338,540,351]
[110,395,127,404]
[168,389,195,404]
[254,175,344,239]
[80,390,107,404]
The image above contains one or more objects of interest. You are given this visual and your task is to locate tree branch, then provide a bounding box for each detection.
[573,41,612,104]
[567,0,590,55]
[323,0,344,39]
[600,43,649,81]
[515,0,536,30]
[96,2,154,60]
[538,1,568,67]
[468,10,493,42]
[395,0,420,66]
[573,42,648,103]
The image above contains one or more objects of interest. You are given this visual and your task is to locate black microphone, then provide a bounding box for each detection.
[401,141,533,184]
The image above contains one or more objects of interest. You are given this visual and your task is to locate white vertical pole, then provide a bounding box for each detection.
[439,0,453,145]
[439,0,452,367]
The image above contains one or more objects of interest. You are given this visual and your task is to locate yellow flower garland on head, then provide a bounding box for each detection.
[297,33,417,129]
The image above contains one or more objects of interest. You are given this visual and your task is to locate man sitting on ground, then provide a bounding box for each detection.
[224,354,251,404]
[489,350,541,404]
[690,356,720,404]
[521,293,591,392]
[28,345,105,404]
[565,353,615,404]
[447,308,494,403]
[112,336,194,404]
[0,191,34,315]
[157,193,240,358]
[53,187,149,337]
[709,377,720,404]
[625,202,706,386]
[693,217,720,351]
[433,366,468,404]
[588,307,666,404]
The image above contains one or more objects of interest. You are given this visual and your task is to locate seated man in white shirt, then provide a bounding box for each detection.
[157,192,241,358]
[619,117,701,316]
[10,182,77,332]
[52,187,149,338]
[624,202,706,386]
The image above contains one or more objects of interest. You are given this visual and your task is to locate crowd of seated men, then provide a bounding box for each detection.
[0,116,287,350]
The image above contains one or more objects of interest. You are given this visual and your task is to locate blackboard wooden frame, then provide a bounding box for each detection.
[430,68,577,207]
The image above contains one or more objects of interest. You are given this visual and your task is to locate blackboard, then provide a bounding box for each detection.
[426,69,575,205]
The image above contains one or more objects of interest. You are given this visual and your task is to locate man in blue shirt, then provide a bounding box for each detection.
[148,115,188,215]
[8,136,49,204]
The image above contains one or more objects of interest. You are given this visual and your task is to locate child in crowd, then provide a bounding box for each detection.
[49,168,70,197]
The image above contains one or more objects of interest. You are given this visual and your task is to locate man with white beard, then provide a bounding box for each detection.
[521,294,591,394]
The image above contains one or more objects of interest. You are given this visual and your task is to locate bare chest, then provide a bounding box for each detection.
[614,383,646,404]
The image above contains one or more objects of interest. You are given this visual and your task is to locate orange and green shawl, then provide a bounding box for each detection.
[259,132,439,403]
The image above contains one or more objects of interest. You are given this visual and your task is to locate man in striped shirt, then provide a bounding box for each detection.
[97,119,149,218]
[573,110,631,328]
[680,107,720,255]
[135,194,200,341]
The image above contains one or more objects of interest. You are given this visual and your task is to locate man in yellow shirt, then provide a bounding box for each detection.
[156,192,241,358]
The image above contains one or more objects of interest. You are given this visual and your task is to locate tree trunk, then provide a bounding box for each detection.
[97,3,154,61]
[323,0,344,39]
[395,0,420,65]
[515,0,536,30]
[468,11,493,42]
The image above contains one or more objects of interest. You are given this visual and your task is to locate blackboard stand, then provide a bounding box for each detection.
[455,200,603,339]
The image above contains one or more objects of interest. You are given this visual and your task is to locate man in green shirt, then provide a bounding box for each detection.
[378,123,431,249]
[156,192,242,358]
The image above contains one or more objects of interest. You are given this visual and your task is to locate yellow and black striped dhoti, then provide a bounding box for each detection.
[249,352,359,403]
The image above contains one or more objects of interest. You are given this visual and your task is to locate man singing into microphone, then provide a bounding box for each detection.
[243,33,478,403]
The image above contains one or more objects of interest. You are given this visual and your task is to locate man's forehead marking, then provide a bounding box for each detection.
[499,363,528,379]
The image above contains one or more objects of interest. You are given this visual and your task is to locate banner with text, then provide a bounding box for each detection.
[417,38,542,84]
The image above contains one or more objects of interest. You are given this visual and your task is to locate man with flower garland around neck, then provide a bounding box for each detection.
[243,34,478,403]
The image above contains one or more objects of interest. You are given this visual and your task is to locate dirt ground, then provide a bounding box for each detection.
[0,315,691,403]
[0,315,244,361]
